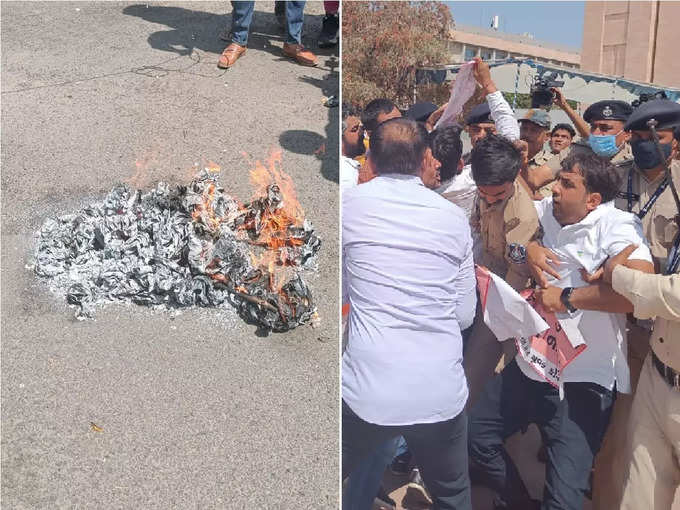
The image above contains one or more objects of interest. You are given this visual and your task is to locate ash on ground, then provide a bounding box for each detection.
[33,171,321,332]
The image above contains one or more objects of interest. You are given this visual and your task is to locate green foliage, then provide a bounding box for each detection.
[343,1,453,109]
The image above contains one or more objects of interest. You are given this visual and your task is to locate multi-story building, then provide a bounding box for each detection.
[447,24,581,69]
[581,1,680,88]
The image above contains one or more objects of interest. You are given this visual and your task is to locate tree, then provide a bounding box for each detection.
[343,2,453,109]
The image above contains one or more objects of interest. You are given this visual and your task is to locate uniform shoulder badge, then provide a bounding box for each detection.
[507,243,527,264]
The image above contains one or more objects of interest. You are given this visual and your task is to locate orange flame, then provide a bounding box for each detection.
[192,181,222,232]
[249,150,304,226]
[195,150,306,300]
[238,149,306,293]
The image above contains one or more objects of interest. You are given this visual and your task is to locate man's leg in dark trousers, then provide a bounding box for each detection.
[343,400,472,510]
[404,410,472,510]
[538,382,615,510]
[342,400,399,480]
[468,360,534,507]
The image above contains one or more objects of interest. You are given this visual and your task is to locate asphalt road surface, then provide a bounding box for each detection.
[1,2,339,508]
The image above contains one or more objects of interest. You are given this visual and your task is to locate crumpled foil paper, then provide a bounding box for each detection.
[33,171,321,332]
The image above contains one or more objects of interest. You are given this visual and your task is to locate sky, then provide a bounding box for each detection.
[446,1,585,50]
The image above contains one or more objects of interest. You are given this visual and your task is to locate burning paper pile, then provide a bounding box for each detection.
[33,153,321,332]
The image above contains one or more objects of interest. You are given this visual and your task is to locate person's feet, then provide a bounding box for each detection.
[282,42,318,66]
[318,13,339,47]
[217,43,246,69]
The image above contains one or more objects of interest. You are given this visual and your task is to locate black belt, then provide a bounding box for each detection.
[652,350,680,389]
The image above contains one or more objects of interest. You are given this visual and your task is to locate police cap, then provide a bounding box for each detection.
[624,99,680,131]
[465,103,492,125]
[519,109,551,129]
[583,100,632,123]
[405,102,438,122]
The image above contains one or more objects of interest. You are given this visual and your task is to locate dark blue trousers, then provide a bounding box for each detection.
[343,400,472,510]
[468,360,615,510]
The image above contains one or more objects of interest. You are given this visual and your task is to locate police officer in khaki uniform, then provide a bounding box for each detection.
[519,109,559,199]
[596,241,680,510]
[465,134,540,406]
[614,100,680,271]
[591,99,680,510]
[526,100,634,196]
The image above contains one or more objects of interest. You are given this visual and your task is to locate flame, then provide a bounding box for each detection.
[198,150,307,307]
[192,181,222,231]
[249,150,304,226]
[127,150,159,188]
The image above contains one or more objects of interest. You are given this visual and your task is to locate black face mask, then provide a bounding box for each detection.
[631,139,672,170]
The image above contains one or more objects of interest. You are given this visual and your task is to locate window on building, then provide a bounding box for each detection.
[480,48,493,60]
[464,47,476,60]
[496,50,508,60]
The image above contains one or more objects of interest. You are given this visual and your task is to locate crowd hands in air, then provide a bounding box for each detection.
[341,56,680,510]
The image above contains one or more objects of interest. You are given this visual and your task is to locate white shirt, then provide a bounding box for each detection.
[435,91,518,220]
[436,164,477,219]
[342,174,476,425]
[515,198,653,393]
[487,90,520,141]
[340,156,360,192]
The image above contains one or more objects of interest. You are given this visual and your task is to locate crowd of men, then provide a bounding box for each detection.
[341,57,680,510]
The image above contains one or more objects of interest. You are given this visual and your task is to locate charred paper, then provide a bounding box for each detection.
[33,170,321,332]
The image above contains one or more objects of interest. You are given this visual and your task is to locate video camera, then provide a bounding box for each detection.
[530,73,565,109]
[631,90,668,108]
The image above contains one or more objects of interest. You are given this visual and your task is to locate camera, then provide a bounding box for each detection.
[631,91,668,108]
[530,73,565,109]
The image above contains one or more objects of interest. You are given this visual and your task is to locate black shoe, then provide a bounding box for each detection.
[389,452,411,476]
[374,485,396,509]
[318,13,339,47]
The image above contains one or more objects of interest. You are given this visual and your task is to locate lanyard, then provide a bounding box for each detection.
[627,168,670,219]
[666,232,680,275]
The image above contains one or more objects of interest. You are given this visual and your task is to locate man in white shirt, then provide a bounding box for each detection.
[468,152,654,510]
[342,118,476,509]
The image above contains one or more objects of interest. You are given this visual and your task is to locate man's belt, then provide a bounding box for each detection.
[652,350,680,389]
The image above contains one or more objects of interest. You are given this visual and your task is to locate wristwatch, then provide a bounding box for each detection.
[560,287,577,313]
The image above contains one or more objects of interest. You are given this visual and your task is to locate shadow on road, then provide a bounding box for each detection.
[123,3,339,184]
[280,55,339,183]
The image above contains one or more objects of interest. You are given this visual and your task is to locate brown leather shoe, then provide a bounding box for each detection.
[282,42,318,67]
[218,43,246,69]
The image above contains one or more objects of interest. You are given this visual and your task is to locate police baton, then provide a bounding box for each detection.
[646,118,680,225]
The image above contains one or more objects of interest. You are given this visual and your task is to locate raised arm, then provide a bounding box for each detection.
[552,88,590,139]
[473,57,520,141]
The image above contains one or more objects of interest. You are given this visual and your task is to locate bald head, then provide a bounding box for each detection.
[369,118,428,176]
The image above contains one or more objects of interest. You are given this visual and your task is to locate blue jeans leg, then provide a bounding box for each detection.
[285,1,305,44]
[394,435,409,458]
[230,1,254,46]
[343,437,399,510]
